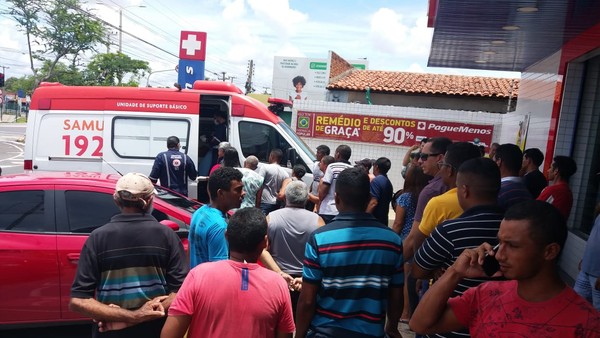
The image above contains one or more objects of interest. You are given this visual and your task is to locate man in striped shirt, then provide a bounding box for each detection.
[70,173,188,338]
[412,158,505,338]
[297,167,404,338]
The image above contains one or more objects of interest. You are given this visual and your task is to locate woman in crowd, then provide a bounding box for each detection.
[391,165,432,323]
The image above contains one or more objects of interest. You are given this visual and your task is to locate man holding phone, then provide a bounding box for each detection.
[410,201,600,337]
[412,157,505,338]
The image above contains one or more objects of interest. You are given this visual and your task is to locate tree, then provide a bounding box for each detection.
[85,53,150,86]
[5,0,107,87]
[5,75,36,95]
[39,61,85,86]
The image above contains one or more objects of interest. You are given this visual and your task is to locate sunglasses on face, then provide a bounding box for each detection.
[410,152,421,159]
[420,153,441,161]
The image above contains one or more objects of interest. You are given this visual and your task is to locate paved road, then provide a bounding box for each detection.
[0,124,26,176]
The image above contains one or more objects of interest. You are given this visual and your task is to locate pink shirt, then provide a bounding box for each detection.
[169,260,295,338]
[449,280,600,337]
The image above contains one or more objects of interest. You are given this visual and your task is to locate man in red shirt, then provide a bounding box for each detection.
[409,200,600,337]
[537,155,577,220]
[161,208,294,338]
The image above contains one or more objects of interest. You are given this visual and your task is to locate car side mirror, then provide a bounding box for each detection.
[286,147,297,167]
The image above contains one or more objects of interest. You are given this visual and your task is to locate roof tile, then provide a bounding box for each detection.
[327,70,519,98]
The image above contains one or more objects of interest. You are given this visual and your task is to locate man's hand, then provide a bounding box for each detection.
[132,296,168,324]
[290,277,303,292]
[451,242,497,279]
[95,304,131,332]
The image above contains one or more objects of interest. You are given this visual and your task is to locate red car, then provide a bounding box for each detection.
[0,172,200,328]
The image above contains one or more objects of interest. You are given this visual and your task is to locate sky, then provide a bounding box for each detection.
[0,0,520,91]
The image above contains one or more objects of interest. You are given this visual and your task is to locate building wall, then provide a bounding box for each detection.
[292,100,503,192]
[329,91,515,113]
[498,51,562,168]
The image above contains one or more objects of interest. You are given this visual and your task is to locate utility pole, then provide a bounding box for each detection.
[221,72,227,81]
[245,60,254,94]
[0,65,9,119]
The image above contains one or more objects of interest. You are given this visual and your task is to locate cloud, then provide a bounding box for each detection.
[406,63,425,73]
[221,0,246,20]
[246,0,308,38]
[368,8,432,58]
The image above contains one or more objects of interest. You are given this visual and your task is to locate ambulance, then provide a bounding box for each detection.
[24,81,316,201]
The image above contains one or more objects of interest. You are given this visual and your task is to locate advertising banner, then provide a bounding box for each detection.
[272,56,368,101]
[296,111,494,148]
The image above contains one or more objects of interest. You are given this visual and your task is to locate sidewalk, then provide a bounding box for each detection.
[1,113,21,123]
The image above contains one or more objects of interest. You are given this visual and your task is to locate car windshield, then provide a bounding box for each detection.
[279,121,316,163]
[155,186,202,213]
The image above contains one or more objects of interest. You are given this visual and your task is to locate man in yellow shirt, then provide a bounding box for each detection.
[407,142,482,258]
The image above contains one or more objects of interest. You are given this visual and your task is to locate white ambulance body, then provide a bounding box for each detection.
[24,81,315,201]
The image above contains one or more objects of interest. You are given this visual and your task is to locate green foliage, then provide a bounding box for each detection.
[5,75,36,95]
[39,61,85,86]
[85,53,150,86]
[5,0,107,87]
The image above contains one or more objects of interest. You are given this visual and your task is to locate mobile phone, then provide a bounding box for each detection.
[481,244,500,277]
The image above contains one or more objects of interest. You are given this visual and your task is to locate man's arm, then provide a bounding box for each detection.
[186,155,198,180]
[207,226,229,261]
[161,314,192,338]
[149,155,163,183]
[255,185,263,208]
[318,182,330,202]
[69,296,166,324]
[295,282,319,338]
[409,244,492,334]
[366,196,378,213]
[259,249,293,285]
[403,144,420,166]
[277,178,291,201]
[402,220,426,261]
[385,286,404,337]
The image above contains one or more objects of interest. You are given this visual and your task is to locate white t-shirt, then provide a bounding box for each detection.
[318,161,352,215]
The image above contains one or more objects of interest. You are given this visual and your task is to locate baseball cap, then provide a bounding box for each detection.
[354,158,374,168]
[115,173,155,201]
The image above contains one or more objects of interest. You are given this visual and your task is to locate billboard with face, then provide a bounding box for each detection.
[272,56,368,102]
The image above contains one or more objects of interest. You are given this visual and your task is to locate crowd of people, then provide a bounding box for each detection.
[67,135,599,338]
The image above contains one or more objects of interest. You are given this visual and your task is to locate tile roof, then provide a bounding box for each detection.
[329,51,354,82]
[327,70,519,98]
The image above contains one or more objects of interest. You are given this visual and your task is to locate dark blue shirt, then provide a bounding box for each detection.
[370,174,394,226]
[149,148,198,195]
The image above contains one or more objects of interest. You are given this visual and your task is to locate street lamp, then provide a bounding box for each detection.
[97,3,146,53]
[118,5,146,53]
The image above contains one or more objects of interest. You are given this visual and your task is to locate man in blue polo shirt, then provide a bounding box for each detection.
[296,167,404,338]
[149,136,197,196]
